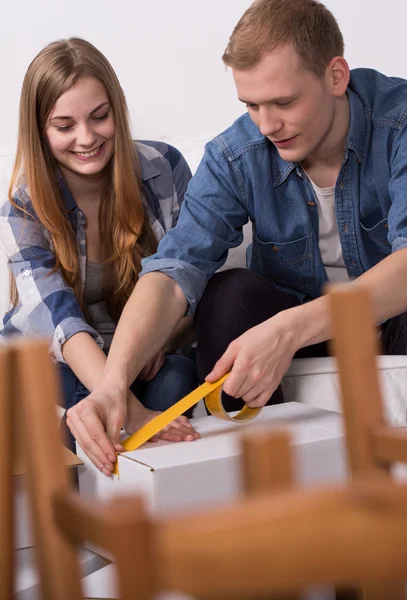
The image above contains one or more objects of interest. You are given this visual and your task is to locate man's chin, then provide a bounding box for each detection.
[276,147,306,163]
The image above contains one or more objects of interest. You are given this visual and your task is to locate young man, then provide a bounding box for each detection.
[68,0,407,474]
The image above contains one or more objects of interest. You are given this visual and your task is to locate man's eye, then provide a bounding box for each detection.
[246,104,259,110]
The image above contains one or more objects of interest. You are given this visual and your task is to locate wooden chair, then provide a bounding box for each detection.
[329,286,407,600]
[0,346,13,600]
[9,285,407,599]
[9,338,298,600]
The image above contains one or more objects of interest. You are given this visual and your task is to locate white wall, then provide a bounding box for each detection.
[1,0,407,147]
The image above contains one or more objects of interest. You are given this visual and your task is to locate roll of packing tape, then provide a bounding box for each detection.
[205,381,261,422]
[113,373,261,475]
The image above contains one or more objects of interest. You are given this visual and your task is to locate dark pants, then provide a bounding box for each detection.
[194,268,407,412]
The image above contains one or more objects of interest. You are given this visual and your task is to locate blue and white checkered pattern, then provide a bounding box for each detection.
[0,140,191,362]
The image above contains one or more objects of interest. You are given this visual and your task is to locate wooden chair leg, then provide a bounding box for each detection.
[15,340,82,600]
[242,430,304,600]
[241,429,294,495]
[0,348,13,600]
[329,286,406,600]
[107,497,156,600]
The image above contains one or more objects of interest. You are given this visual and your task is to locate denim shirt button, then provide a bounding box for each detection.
[307,201,315,207]
[272,245,279,252]
[384,223,388,229]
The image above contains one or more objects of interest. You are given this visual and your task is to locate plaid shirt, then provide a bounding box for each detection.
[0,140,191,362]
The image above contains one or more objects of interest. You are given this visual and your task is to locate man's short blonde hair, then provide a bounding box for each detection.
[223,0,344,78]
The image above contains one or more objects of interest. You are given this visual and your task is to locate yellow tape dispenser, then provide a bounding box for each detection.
[113,373,261,475]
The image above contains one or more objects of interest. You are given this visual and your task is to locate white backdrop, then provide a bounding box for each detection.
[1,0,407,314]
[1,0,407,146]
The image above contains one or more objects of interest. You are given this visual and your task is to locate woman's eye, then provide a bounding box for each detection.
[93,112,109,122]
[56,125,73,132]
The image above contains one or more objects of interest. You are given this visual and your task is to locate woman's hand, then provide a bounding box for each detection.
[66,387,126,476]
[67,388,200,477]
[124,393,200,443]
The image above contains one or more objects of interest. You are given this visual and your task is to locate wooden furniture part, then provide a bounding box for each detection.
[329,286,407,600]
[0,347,13,600]
[13,283,407,600]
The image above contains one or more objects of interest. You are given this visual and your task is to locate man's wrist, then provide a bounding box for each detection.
[279,296,330,350]
[270,308,302,353]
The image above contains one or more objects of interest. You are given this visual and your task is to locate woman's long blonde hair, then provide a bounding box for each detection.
[9,37,157,320]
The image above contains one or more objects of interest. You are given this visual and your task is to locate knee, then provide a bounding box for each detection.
[162,354,199,395]
[195,268,265,326]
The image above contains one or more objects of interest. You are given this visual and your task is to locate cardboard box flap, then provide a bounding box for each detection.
[122,402,343,470]
[13,447,82,477]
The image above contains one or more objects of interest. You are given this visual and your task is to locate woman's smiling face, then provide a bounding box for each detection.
[45,76,115,178]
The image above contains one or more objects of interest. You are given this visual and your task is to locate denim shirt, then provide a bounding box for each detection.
[141,68,407,313]
[0,141,191,362]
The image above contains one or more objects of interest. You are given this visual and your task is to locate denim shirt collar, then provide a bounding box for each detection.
[345,87,366,163]
[270,86,366,186]
[58,148,162,212]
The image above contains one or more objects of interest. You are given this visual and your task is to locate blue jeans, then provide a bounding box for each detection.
[58,353,199,451]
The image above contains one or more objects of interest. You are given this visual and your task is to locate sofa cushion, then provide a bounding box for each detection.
[282,355,407,424]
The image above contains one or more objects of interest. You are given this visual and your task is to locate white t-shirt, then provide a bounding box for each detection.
[309,179,351,284]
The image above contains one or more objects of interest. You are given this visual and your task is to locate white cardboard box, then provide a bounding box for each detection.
[78,402,347,518]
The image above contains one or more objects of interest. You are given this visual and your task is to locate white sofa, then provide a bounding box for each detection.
[1,139,407,424]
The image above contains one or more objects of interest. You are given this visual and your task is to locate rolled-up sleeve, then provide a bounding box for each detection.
[140,138,249,314]
[0,199,103,362]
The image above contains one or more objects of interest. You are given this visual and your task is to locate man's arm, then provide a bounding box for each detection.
[291,246,407,349]
[99,272,188,394]
[208,247,407,407]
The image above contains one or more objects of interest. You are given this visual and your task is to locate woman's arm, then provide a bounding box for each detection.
[163,316,196,355]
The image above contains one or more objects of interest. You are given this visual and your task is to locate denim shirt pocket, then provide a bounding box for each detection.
[252,233,313,293]
[360,218,391,261]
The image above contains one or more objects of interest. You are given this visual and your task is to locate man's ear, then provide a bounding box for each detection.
[327,56,350,97]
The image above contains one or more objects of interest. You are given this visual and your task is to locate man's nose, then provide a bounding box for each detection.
[259,108,284,138]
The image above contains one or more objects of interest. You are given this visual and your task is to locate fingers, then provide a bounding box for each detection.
[177,415,200,439]
[206,343,236,383]
[222,354,252,398]
[67,409,116,476]
[246,389,271,408]
[148,416,200,443]
[105,409,125,451]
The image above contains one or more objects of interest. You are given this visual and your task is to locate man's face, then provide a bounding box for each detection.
[233,47,337,163]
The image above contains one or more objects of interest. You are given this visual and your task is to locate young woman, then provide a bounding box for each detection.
[0,38,199,475]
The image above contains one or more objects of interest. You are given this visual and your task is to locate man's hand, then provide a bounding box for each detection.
[205,312,298,407]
